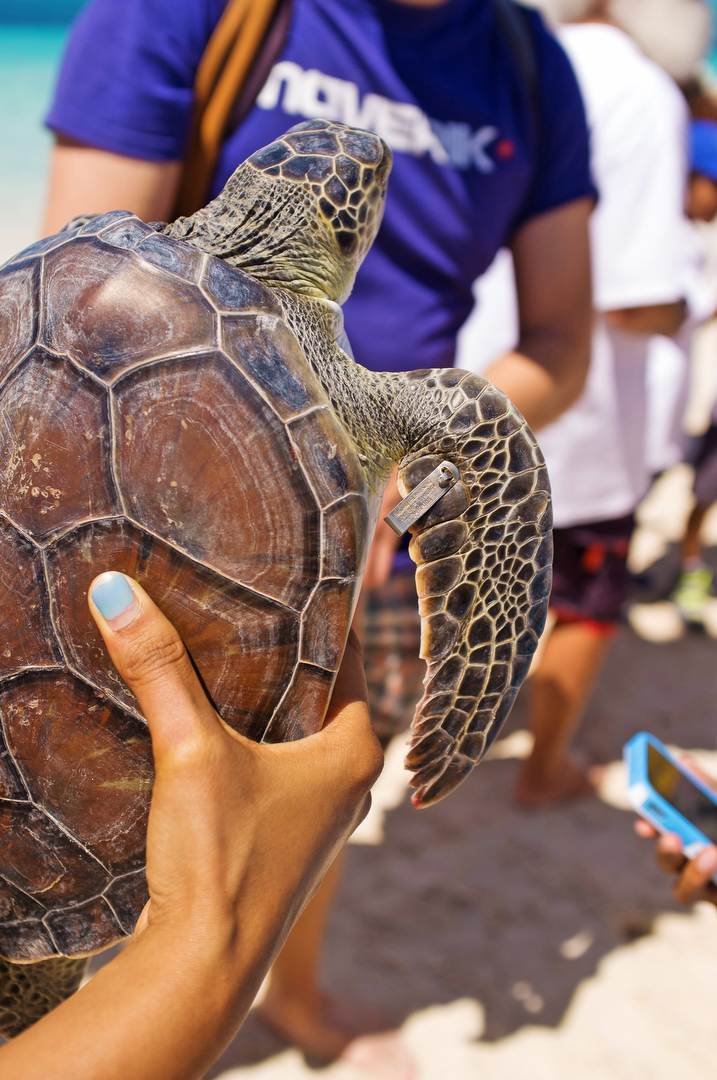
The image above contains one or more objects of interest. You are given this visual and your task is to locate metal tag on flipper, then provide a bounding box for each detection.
[384,461,460,536]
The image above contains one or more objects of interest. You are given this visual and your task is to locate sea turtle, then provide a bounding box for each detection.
[0,120,551,1036]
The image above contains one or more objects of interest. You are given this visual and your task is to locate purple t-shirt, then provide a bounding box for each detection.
[48,0,595,375]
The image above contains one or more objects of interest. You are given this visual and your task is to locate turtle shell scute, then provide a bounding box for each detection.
[0,348,120,540]
[203,257,281,314]
[45,896,122,957]
[112,351,321,610]
[42,238,217,381]
[45,519,301,740]
[0,877,46,928]
[0,796,110,911]
[2,670,152,875]
[0,750,27,801]
[263,663,334,743]
[97,217,153,250]
[0,259,39,384]
[300,579,354,672]
[135,232,204,282]
[103,871,149,936]
[76,210,134,236]
[0,516,61,674]
[222,314,323,420]
[2,235,72,266]
[287,406,366,509]
[0,918,56,963]
[321,496,369,579]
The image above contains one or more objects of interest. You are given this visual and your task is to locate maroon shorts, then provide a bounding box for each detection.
[361,572,423,746]
[692,424,717,508]
[550,513,636,627]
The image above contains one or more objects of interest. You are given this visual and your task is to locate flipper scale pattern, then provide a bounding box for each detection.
[401,369,552,807]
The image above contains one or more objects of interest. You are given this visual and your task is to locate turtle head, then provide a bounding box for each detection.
[168,121,391,304]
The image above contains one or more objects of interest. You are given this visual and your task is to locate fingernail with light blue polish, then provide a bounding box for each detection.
[91,572,139,629]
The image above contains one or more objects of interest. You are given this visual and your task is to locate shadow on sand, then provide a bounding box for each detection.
[206,625,717,1075]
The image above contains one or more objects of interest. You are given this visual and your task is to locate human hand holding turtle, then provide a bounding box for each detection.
[0,572,381,1080]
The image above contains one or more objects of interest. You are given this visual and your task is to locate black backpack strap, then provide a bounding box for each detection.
[491,0,541,152]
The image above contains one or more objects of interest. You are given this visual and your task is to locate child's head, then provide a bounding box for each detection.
[688,119,717,221]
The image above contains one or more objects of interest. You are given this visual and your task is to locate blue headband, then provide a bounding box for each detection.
[691,119,717,181]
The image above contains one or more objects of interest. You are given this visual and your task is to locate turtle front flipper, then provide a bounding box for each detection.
[397,368,552,808]
[0,955,88,1037]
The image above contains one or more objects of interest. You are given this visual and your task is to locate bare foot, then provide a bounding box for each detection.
[514,756,603,808]
[255,991,348,1061]
[255,991,394,1063]
[341,1031,418,1080]
[324,995,395,1036]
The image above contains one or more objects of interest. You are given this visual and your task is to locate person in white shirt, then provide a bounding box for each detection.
[519,7,697,803]
[457,0,696,804]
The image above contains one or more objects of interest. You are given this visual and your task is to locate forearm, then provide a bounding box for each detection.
[43,138,181,237]
[495,197,593,431]
[1,918,271,1080]
[484,325,590,432]
[0,576,378,1080]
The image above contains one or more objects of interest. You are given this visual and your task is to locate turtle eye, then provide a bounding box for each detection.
[324,299,354,360]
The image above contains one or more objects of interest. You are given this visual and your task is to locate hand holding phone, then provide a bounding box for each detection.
[625,732,717,901]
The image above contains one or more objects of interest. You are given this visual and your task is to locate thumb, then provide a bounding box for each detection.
[88,572,218,755]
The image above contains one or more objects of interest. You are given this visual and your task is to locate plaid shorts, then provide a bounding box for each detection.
[361,572,423,746]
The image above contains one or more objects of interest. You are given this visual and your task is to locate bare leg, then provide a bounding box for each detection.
[256,852,353,1060]
[682,503,707,561]
[514,619,610,806]
[258,511,411,1063]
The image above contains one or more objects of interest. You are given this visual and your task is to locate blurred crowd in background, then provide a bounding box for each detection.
[464,0,717,652]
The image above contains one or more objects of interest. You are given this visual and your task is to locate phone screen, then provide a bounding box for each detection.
[647,744,717,843]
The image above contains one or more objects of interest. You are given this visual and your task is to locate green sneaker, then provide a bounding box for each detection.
[672,565,715,624]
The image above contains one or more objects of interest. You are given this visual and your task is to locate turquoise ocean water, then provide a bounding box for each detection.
[0,1,86,262]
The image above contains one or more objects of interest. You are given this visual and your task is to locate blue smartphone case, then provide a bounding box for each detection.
[624,731,717,864]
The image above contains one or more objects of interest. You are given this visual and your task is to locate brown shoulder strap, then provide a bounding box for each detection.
[173,0,284,218]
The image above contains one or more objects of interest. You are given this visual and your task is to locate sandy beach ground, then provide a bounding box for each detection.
[194,623,717,1080]
[5,31,717,1078]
